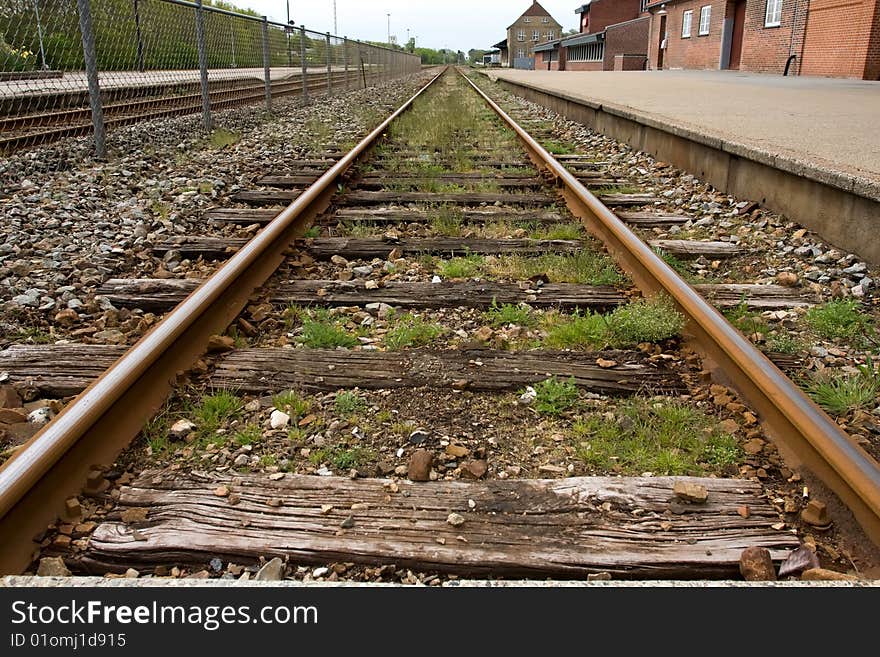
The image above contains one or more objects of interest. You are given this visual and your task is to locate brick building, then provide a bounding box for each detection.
[645,0,880,79]
[534,0,650,71]
[494,1,563,69]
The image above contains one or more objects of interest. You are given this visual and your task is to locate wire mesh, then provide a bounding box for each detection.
[1,0,421,155]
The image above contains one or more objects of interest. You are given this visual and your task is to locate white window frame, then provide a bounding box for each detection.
[524,17,531,23]
[517,48,525,59]
[517,30,525,41]
[698,5,711,36]
[546,31,554,41]
[542,17,550,23]
[682,10,693,38]
[765,0,783,27]
[533,30,540,41]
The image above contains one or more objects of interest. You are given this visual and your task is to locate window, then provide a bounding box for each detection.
[698,5,711,35]
[533,30,540,41]
[542,17,550,23]
[639,0,649,11]
[567,42,605,62]
[682,10,693,38]
[765,0,782,27]
[517,30,525,41]
[516,48,525,58]
[524,17,531,23]
[546,31,555,41]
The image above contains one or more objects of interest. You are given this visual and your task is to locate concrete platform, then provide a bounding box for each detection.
[484,69,880,263]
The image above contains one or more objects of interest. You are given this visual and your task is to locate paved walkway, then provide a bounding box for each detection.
[487,69,880,194]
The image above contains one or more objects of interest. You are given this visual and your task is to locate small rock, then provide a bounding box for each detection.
[408,449,433,482]
[672,480,709,503]
[742,438,765,455]
[36,557,70,577]
[739,546,777,581]
[460,459,488,479]
[447,512,465,527]
[121,507,149,523]
[776,272,799,287]
[473,326,493,343]
[445,444,469,458]
[596,358,617,368]
[737,505,750,519]
[587,572,611,581]
[27,407,52,427]
[800,568,858,581]
[168,418,196,440]
[54,308,79,326]
[213,485,230,497]
[364,280,379,290]
[0,385,22,408]
[408,429,430,445]
[340,515,355,529]
[800,499,831,527]
[519,386,537,405]
[270,409,290,429]
[254,557,285,581]
[778,545,820,578]
[717,418,740,434]
[312,566,329,578]
[207,335,235,352]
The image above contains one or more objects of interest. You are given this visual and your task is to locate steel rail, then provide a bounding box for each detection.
[460,69,880,545]
[0,69,444,574]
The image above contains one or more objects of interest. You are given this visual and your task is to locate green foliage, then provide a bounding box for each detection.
[724,300,768,338]
[605,297,684,347]
[300,310,358,348]
[334,391,366,417]
[542,311,607,349]
[273,390,312,418]
[483,299,535,328]
[573,399,741,475]
[191,390,243,435]
[532,223,584,241]
[309,446,375,470]
[208,128,240,149]
[805,359,880,415]
[233,423,261,446]
[384,313,444,349]
[437,254,485,279]
[531,377,579,416]
[805,299,873,342]
[489,251,625,286]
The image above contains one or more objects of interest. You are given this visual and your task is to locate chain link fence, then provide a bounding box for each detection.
[0,0,421,154]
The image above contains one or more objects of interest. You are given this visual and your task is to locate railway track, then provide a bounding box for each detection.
[0,71,353,153]
[1,67,878,581]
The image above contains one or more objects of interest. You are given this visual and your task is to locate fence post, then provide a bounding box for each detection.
[194,0,212,131]
[261,17,271,111]
[75,0,105,157]
[325,32,332,94]
[300,25,309,103]
[343,37,349,90]
[359,43,366,89]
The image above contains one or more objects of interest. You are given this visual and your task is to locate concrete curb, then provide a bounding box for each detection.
[484,73,880,204]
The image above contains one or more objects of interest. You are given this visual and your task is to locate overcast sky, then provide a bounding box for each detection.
[231,1,581,53]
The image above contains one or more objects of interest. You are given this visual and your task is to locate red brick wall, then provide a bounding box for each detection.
[739,0,807,74]
[647,0,728,70]
[868,0,880,79]
[801,0,878,78]
[566,60,605,70]
[590,0,645,33]
[603,16,650,69]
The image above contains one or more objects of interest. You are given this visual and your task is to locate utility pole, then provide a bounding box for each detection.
[387,13,390,44]
[332,0,337,35]
[286,0,292,68]
[33,0,48,70]
[133,0,144,71]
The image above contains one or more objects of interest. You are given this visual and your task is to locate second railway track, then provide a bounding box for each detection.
[1,67,878,581]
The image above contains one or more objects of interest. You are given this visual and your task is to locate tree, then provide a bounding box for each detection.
[468,48,488,64]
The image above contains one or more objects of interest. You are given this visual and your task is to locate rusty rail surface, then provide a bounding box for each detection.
[459,69,880,545]
[0,69,444,574]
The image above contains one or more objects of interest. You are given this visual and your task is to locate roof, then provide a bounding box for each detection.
[533,39,563,52]
[561,31,605,47]
[645,0,679,9]
[574,2,592,14]
[492,38,508,50]
[507,1,561,29]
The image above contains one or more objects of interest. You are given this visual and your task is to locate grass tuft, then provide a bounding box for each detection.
[483,299,536,327]
[384,313,444,349]
[605,297,684,348]
[334,391,366,417]
[805,299,873,342]
[805,359,880,415]
[531,377,579,416]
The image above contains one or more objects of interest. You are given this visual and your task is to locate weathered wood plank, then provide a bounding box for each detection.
[616,211,691,226]
[83,470,799,578]
[98,278,200,311]
[595,193,659,207]
[204,207,280,224]
[233,190,560,207]
[650,239,744,258]
[694,284,817,309]
[150,236,588,260]
[268,280,626,309]
[211,347,685,395]
[306,237,586,259]
[0,344,125,397]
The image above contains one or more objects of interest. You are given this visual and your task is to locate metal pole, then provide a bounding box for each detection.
[133,0,144,72]
[75,0,105,157]
[300,25,309,103]
[194,0,212,131]
[386,13,390,44]
[359,42,366,89]
[343,37,349,90]
[33,0,48,70]
[230,16,236,68]
[332,0,337,36]
[325,32,332,94]
[286,0,292,68]
[261,16,271,110]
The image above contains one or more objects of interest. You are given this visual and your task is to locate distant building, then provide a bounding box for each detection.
[535,1,650,71]
[492,1,563,69]
[645,0,880,79]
